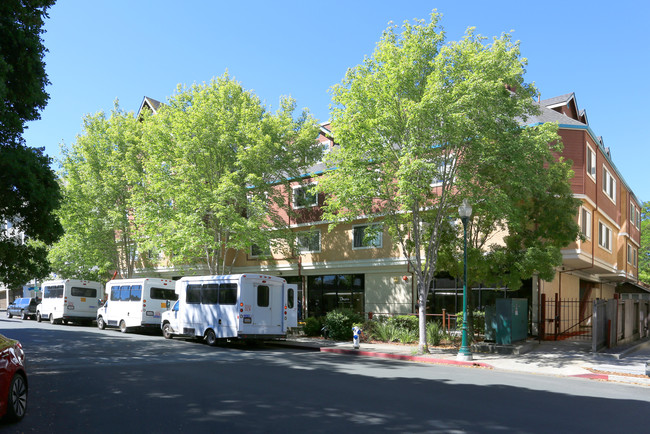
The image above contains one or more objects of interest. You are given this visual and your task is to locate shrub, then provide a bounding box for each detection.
[396,327,418,344]
[303,317,323,337]
[323,309,364,341]
[456,310,486,335]
[372,321,399,342]
[426,321,444,346]
[387,315,419,332]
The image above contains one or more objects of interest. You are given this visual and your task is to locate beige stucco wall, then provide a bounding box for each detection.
[364,272,413,315]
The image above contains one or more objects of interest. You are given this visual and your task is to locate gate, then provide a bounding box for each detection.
[540,293,592,341]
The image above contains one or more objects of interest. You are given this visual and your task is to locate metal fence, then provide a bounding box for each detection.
[540,293,592,341]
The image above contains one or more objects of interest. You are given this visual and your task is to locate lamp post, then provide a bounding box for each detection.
[457,199,473,361]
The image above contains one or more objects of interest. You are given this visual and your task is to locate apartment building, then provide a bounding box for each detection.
[135,93,644,324]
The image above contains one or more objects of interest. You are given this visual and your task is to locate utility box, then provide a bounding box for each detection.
[495,298,528,345]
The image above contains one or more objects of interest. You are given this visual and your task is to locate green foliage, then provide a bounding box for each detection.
[50,103,143,280]
[135,73,320,274]
[0,1,61,287]
[396,327,418,344]
[323,309,364,341]
[371,321,399,342]
[640,202,650,284]
[0,0,55,143]
[387,315,419,332]
[318,11,578,352]
[303,317,323,337]
[456,310,486,335]
[426,321,444,346]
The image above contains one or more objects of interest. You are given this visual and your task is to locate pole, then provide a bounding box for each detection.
[457,216,473,361]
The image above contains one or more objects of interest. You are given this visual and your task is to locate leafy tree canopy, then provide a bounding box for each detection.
[1,0,61,288]
[639,201,650,284]
[319,12,580,352]
[135,73,321,274]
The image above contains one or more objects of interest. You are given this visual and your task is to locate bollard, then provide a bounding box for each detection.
[352,326,362,349]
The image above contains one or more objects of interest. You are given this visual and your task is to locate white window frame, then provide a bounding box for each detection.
[320,140,331,158]
[627,244,638,267]
[292,183,318,209]
[580,207,592,240]
[598,220,612,252]
[586,144,596,182]
[352,224,383,250]
[602,166,616,203]
[250,243,271,258]
[430,156,455,187]
[296,229,321,254]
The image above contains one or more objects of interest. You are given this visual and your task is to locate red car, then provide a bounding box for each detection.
[0,333,27,422]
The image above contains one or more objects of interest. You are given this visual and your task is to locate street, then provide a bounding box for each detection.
[1,318,649,433]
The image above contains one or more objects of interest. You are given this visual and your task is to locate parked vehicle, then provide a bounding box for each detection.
[36,279,102,325]
[97,278,177,333]
[0,333,27,422]
[161,274,298,345]
[6,298,39,320]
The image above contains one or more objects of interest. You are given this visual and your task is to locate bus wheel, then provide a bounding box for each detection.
[119,320,128,333]
[205,329,217,346]
[97,316,106,330]
[49,315,55,325]
[36,312,42,322]
[162,323,173,339]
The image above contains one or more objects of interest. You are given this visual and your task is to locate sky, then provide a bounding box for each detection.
[23,0,650,202]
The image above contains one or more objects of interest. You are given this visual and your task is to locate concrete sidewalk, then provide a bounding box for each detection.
[275,336,650,387]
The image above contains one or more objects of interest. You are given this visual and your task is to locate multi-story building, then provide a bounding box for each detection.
[136,93,645,330]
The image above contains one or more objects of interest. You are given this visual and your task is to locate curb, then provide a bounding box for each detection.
[320,347,494,369]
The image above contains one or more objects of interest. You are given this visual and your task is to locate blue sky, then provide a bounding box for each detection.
[23,0,649,202]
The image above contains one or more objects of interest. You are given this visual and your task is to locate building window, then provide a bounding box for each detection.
[320,140,331,158]
[586,144,596,181]
[250,243,270,258]
[602,166,616,202]
[580,208,591,240]
[292,184,318,209]
[598,221,612,252]
[296,230,321,253]
[627,244,638,267]
[353,224,382,249]
[307,274,365,317]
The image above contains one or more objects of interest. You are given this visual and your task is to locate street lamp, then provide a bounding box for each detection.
[457,199,473,361]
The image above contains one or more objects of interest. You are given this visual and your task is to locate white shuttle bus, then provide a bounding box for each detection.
[37,279,103,325]
[161,274,298,345]
[97,278,177,333]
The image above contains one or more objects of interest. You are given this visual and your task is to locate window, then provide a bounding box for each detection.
[580,208,592,240]
[353,224,382,249]
[219,283,238,305]
[71,287,97,298]
[628,244,638,267]
[602,167,616,202]
[150,287,178,301]
[44,285,64,299]
[257,285,270,307]
[110,286,120,301]
[202,283,219,305]
[598,221,612,251]
[631,203,636,225]
[287,287,294,309]
[296,230,321,253]
[119,285,131,301]
[250,243,271,258]
[130,285,142,301]
[320,140,331,158]
[430,158,455,187]
[292,184,317,209]
[186,284,202,304]
[586,144,596,181]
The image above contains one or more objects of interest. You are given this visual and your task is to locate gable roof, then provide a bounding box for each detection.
[138,96,162,116]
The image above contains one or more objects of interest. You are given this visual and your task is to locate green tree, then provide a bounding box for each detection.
[1,0,61,288]
[639,201,650,284]
[49,103,144,280]
[136,73,320,274]
[318,12,579,353]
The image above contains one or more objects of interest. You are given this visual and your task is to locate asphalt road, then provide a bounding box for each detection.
[1,317,649,433]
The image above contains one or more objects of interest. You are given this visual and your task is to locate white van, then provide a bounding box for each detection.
[161,274,298,345]
[37,279,103,325]
[96,278,177,333]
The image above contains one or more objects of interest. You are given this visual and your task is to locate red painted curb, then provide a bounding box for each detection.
[320,347,494,369]
[571,373,609,380]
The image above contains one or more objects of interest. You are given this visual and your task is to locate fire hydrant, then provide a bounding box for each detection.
[352,326,362,349]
